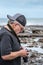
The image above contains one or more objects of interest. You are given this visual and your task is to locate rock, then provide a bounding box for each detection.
[41,46,43,48]
[38,39,43,43]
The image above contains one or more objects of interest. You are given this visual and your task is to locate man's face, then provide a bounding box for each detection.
[12,21,24,34]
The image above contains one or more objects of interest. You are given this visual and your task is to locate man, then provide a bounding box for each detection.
[0,13,29,65]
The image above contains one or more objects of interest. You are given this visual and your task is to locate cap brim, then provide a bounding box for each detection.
[7,13,22,21]
[7,15,15,21]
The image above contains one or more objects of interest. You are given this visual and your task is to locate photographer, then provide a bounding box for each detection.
[0,13,29,65]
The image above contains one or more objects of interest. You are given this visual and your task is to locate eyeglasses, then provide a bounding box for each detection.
[15,22,24,33]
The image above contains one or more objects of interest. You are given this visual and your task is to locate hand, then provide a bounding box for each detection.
[19,49,29,57]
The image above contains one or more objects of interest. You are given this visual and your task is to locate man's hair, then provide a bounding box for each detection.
[8,20,14,24]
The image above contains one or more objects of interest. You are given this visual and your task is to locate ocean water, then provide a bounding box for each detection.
[0,18,8,26]
[0,18,43,26]
[26,18,43,25]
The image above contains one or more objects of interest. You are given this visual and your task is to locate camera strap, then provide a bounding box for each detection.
[7,24,20,44]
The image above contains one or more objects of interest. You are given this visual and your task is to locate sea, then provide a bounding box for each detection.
[0,18,43,26]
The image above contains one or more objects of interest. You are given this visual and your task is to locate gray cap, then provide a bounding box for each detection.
[7,13,26,26]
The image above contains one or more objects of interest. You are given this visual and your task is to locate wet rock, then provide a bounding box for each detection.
[38,39,43,43]
[34,63,42,65]
[40,46,43,48]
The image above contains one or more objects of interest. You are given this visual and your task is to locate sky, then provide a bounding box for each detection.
[0,0,43,18]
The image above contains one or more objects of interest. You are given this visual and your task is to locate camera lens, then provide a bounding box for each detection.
[23,56,28,62]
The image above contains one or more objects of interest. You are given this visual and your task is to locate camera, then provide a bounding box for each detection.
[23,56,28,62]
[20,47,28,62]
[23,49,28,62]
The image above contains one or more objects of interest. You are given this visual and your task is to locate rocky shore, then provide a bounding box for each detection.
[21,42,43,65]
[21,50,43,65]
[18,25,43,65]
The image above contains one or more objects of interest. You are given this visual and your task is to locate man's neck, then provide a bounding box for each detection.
[4,25,11,31]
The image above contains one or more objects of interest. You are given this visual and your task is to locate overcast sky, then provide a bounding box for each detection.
[0,0,43,18]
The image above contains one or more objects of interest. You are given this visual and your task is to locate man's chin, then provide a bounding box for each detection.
[16,32,19,34]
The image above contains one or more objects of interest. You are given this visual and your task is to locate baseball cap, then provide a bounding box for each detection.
[7,13,26,26]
